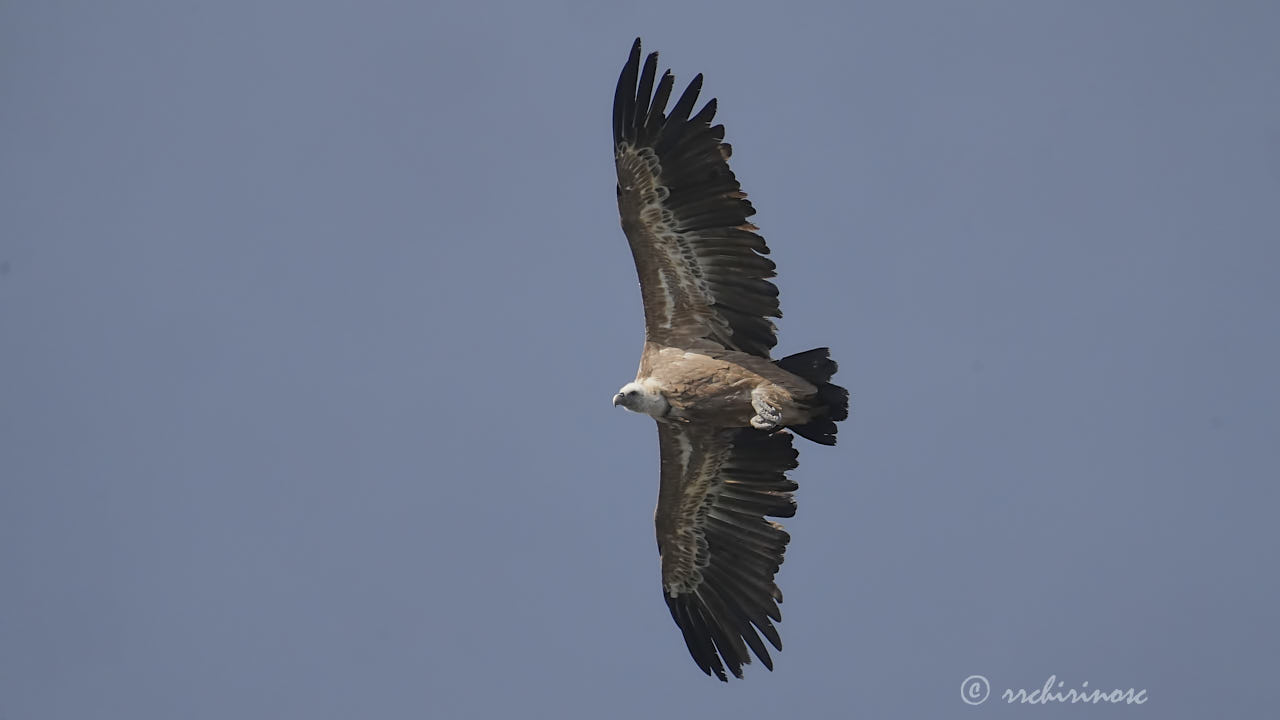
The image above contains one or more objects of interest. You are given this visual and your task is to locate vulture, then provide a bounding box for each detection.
[610,38,849,681]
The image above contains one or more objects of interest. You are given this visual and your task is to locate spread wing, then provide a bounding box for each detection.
[614,38,781,358]
[654,423,799,680]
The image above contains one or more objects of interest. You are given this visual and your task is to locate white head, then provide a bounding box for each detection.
[612,380,670,418]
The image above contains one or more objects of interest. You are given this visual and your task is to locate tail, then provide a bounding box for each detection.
[775,347,849,446]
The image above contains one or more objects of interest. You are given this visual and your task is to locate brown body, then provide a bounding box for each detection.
[639,343,819,427]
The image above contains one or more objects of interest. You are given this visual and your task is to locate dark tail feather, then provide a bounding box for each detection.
[775,348,849,446]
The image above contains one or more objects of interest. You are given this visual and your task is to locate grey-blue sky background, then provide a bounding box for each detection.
[3,2,1278,718]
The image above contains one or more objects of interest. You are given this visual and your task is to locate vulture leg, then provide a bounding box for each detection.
[750,388,783,431]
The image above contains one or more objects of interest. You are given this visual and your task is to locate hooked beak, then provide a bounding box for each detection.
[612,393,623,407]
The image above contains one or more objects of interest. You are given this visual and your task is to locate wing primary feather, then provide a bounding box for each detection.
[702,561,783,623]
[613,38,642,144]
[666,593,728,681]
[633,51,659,137]
[696,592,748,679]
[689,97,717,126]
[646,70,674,131]
[696,566,773,666]
[698,578,770,670]
[666,73,703,126]
[655,73,704,155]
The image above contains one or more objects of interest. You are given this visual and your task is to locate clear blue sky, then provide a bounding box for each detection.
[3,2,1278,718]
